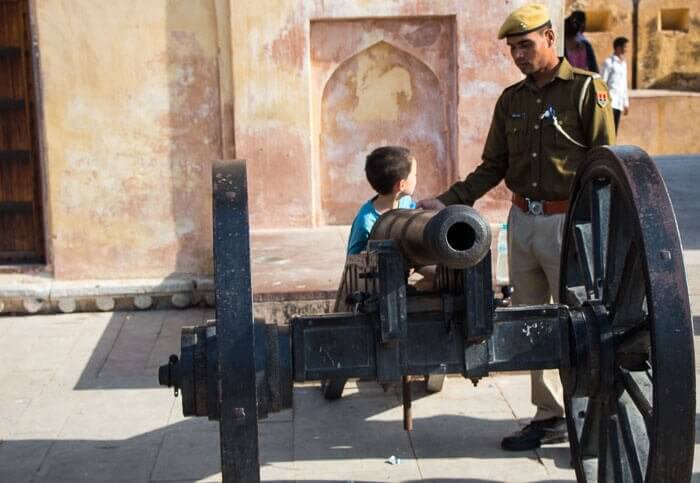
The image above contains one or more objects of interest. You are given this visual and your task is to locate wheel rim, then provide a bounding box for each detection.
[559,146,695,482]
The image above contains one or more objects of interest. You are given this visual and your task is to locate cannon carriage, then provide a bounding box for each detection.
[158,146,695,482]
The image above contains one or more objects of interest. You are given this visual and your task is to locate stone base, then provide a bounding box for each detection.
[0,274,336,322]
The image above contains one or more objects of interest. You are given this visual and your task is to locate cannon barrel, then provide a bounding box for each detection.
[369,205,492,269]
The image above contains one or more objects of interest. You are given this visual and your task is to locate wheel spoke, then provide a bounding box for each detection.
[574,223,596,298]
[597,401,611,481]
[615,325,650,356]
[590,180,610,299]
[618,367,653,431]
[617,395,648,482]
[607,414,628,482]
[580,398,602,459]
[610,242,646,328]
[602,184,628,306]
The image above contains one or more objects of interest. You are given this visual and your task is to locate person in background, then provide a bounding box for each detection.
[601,37,630,133]
[564,16,589,70]
[567,11,598,73]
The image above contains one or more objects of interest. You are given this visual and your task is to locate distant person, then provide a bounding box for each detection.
[565,11,598,73]
[601,37,630,132]
[346,146,417,255]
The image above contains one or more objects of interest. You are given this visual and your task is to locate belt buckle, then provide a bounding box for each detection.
[526,198,544,216]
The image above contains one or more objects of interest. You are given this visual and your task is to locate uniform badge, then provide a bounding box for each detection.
[597,91,609,108]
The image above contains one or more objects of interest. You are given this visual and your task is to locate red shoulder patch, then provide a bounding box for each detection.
[597,91,609,108]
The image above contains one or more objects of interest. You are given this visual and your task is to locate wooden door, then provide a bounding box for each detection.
[0,0,44,264]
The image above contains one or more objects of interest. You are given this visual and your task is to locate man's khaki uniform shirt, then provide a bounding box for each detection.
[438,58,616,206]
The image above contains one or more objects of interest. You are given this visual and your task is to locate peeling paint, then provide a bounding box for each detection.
[352,43,414,122]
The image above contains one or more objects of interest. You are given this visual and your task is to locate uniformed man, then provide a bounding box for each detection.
[418,4,616,451]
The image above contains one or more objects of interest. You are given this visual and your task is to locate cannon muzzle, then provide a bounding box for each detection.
[369,205,491,269]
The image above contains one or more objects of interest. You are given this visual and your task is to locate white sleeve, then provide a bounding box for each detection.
[601,59,612,85]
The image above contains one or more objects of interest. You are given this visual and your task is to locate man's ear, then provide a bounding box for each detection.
[544,28,555,48]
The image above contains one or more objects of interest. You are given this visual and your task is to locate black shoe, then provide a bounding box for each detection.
[501,417,568,451]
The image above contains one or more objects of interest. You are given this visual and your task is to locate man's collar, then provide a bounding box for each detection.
[517,57,573,91]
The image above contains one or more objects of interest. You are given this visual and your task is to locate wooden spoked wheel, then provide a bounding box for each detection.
[559,146,695,482]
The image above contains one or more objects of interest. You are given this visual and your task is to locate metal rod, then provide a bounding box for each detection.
[402,376,412,431]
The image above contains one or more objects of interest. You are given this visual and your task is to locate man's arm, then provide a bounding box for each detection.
[581,77,616,147]
[435,94,509,206]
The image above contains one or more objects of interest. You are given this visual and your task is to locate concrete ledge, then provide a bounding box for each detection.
[0,274,336,321]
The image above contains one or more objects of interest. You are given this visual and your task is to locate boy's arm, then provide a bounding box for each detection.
[346,213,374,255]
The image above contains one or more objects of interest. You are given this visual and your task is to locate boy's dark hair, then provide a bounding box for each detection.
[613,36,629,50]
[365,146,413,195]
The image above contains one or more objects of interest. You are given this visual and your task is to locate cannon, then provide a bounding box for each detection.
[158,146,695,482]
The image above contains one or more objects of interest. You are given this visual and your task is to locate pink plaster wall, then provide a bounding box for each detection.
[312,19,455,224]
[232,1,565,228]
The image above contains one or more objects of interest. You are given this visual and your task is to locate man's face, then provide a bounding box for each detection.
[506,28,555,75]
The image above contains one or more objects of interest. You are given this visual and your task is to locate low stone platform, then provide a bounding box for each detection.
[0,226,351,318]
[0,224,508,318]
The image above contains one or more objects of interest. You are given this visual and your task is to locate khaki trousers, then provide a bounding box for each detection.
[507,206,565,421]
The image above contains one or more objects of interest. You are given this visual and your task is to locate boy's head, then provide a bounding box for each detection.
[613,36,629,57]
[365,146,417,196]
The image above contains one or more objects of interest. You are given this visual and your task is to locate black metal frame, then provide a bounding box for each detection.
[158,146,695,483]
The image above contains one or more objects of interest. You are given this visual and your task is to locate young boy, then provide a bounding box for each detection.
[347,146,417,255]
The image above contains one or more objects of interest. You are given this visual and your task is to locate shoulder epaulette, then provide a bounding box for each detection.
[572,67,601,79]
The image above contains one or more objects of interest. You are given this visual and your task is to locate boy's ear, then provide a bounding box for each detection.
[395,178,406,193]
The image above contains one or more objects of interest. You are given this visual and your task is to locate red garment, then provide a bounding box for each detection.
[567,45,588,70]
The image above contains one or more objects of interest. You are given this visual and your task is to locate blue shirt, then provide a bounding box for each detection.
[346,196,416,255]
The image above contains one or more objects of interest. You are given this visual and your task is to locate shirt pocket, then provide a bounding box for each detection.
[505,118,527,156]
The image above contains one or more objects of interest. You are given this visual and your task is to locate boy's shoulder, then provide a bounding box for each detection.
[352,198,379,227]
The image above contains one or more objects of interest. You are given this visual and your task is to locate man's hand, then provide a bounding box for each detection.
[624,106,629,116]
[416,198,446,210]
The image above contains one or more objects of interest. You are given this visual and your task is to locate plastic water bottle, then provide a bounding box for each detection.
[495,223,509,286]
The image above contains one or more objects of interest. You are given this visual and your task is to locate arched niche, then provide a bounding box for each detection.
[319,40,450,224]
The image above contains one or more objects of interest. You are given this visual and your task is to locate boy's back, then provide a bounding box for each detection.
[347,195,415,255]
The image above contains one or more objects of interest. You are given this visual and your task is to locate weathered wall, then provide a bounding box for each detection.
[232,0,564,229]
[638,0,700,89]
[36,0,225,279]
[34,0,567,280]
[312,19,455,224]
[617,90,700,154]
[566,0,700,89]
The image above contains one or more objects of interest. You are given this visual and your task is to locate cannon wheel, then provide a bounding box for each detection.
[559,146,695,482]
[212,160,260,482]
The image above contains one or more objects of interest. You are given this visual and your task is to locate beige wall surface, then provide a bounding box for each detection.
[638,0,700,89]
[618,90,700,154]
[36,0,224,279]
[566,0,700,88]
[36,0,570,280]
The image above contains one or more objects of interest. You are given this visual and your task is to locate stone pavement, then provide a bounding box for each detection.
[0,304,699,482]
[0,309,573,483]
